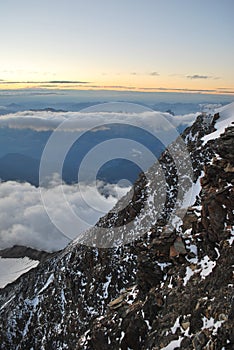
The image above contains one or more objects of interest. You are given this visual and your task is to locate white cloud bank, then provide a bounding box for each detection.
[0,180,130,252]
[0,104,200,252]
[0,109,198,133]
[0,108,199,150]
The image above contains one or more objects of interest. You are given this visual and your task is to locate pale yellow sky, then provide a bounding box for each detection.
[0,0,234,94]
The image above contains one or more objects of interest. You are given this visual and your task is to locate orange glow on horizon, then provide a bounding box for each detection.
[0,79,234,95]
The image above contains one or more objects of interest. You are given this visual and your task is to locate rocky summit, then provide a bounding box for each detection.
[0,103,233,350]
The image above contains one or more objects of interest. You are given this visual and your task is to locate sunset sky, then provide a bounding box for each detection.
[0,0,234,94]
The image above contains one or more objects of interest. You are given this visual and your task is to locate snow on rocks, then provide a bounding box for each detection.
[202,102,234,145]
[0,103,233,349]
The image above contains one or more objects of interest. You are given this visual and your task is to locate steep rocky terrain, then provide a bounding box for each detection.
[79,125,234,350]
[0,104,233,350]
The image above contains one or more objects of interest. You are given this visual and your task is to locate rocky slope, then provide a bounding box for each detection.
[79,124,234,350]
[0,104,233,350]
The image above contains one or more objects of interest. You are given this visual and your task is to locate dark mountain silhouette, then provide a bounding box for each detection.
[0,245,54,262]
[0,124,165,186]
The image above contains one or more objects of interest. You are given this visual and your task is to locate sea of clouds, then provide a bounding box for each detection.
[0,179,130,252]
[0,106,199,252]
[0,109,198,132]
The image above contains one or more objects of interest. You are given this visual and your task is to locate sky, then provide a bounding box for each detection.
[0,0,234,93]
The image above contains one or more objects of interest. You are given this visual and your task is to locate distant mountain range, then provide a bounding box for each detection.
[0,124,165,186]
[0,153,39,186]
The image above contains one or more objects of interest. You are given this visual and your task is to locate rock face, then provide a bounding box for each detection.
[79,125,234,350]
[0,108,233,350]
[0,245,53,262]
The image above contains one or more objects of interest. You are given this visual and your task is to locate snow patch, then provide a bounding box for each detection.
[183,266,196,286]
[171,316,183,334]
[0,257,39,289]
[202,316,225,335]
[103,275,112,299]
[181,174,203,208]
[38,274,54,294]
[199,256,216,279]
[227,228,234,245]
[202,102,234,145]
[161,336,184,350]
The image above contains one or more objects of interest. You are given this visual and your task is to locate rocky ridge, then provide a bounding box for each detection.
[0,245,53,262]
[0,104,233,350]
[78,124,234,350]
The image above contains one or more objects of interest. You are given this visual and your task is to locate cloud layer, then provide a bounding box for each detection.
[0,106,199,252]
[0,180,130,252]
[0,108,198,133]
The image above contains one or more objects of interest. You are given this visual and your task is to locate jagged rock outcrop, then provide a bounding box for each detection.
[0,245,53,262]
[0,107,233,350]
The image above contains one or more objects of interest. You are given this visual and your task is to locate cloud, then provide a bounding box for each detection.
[99,85,137,90]
[137,86,227,93]
[186,74,220,80]
[0,105,200,253]
[129,72,160,76]
[75,84,232,94]
[215,90,234,94]
[198,103,222,113]
[48,80,89,84]
[0,180,130,252]
[0,108,198,135]
[217,87,234,91]
[187,75,209,79]
[0,81,27,84]
[167,112,200,126]
[0,80,89,84]
[0,111,69,131]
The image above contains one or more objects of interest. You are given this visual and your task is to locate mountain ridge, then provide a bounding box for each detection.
[0,104,233,349]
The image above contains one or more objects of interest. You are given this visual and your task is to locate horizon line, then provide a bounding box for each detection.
[0,86,234,96]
